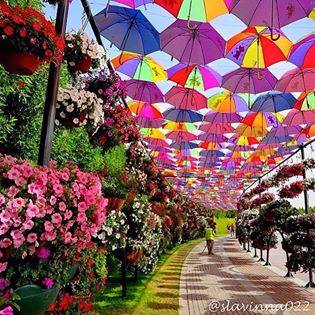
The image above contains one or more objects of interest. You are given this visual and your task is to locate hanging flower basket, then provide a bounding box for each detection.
[68,55,92,74]
[56,86,103,128]
[151,202,167,216]
[106,197,126,211]
[0,2,65,75]
[64,31,105,74]
[124,189,137,206]
[126,248,143,263]
[0,46,43,75]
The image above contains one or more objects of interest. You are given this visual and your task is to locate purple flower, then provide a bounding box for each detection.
[0,277,9,290]
[0,306,13,315]
[36,247,50,260]
[42,277,54,289]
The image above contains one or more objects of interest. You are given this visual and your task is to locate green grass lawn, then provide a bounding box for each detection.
[94,217,234,315]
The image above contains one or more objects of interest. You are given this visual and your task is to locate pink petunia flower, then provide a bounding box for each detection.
[36,247,50,260]
[42,277,54,289]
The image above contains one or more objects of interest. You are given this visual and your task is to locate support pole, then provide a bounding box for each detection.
[38,0,69,166]
[120,248,127,298]
[258,249,265,262]
[253,247,258,258]
[301,147,315,288]
[247,240,251,252]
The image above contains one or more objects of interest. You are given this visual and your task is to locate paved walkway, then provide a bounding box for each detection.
[179,237,315,315]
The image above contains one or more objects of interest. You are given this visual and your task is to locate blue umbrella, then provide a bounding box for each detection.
[163,108,203,122]
[251,92,296,112]
[200,150,225,158]
[94,5,160,55]
[170,142,199,150]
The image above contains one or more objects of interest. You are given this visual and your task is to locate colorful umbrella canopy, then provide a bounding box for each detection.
[112,53,166,82]
[289,35,315,69]
[208,91,248,113]
[124,79,164,103]
[294,92,315,110]
[140,128,166,139]
[167,64,222,90]
[275,68,315,92]
[222,68,277,93]
[301,124,315,137]
[250,92,296,112]
[155,0,229,22]
[95,5,160,55]
[242,112,284,128]
[161,19,225,65]
[165,86,207,110]
[226,27,292,68]
[229,0,313,28]
[163,121,198,132]
[128,101,163,118]
[113,0,152,8]
[234,124,268,137]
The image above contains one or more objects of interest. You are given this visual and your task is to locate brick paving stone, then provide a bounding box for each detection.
[179,237,315,315]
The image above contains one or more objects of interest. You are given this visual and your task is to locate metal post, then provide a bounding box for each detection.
[253,247,258,258]
[38,0,69,166]
[258,249,265,262]
[120,248,127,298]
[301,147,315,287]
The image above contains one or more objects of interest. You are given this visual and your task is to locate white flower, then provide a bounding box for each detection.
[116,233,121,239]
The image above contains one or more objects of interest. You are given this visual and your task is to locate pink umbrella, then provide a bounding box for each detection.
[165,86,207,110]
[204,111,242,124]
[137,117,164,128]
[199,123,234,134]
[113,0,152,8]
[222,68,277,94]
[166,131,197,142]
[275,68,315,93]
[283,109,315,126]
[124,79,164,103]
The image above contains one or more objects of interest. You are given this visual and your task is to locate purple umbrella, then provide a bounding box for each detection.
[170,141,199,150]
[268,126,302,136]
[204,111,242,124]
[222,68,277,94]
[124,79,164,103]
[197,133,228,142]
[137,117,164,128]
[229,0,313,28]
[113,0,152,8]
[161,19,225,65]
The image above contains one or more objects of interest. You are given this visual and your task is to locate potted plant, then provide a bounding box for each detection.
[64,31,105,74]
[56,85,103,128]
[0,2,65,75]
[102,176,128,211]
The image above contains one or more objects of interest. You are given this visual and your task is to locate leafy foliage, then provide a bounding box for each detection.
[103,144,127,177]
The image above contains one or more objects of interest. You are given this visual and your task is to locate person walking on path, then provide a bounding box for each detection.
[230,223,235,237]
[205,220,216,255]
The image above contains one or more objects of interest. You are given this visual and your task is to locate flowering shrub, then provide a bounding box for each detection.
[0,2,65,63]
[64,31,106,73]
[126,197,163,273]
[0,155,107,295]
[84,69,125,107]
[250,192,275,208]
[279,181,305,199]
[94,210,129,251]
[89,103,139,150]
[56,86,103,128]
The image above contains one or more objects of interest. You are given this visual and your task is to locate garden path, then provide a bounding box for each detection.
[179,237,315,315]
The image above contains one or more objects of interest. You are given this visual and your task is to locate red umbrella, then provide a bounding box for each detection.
[165,86,207,110]
[166,131,197,142]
